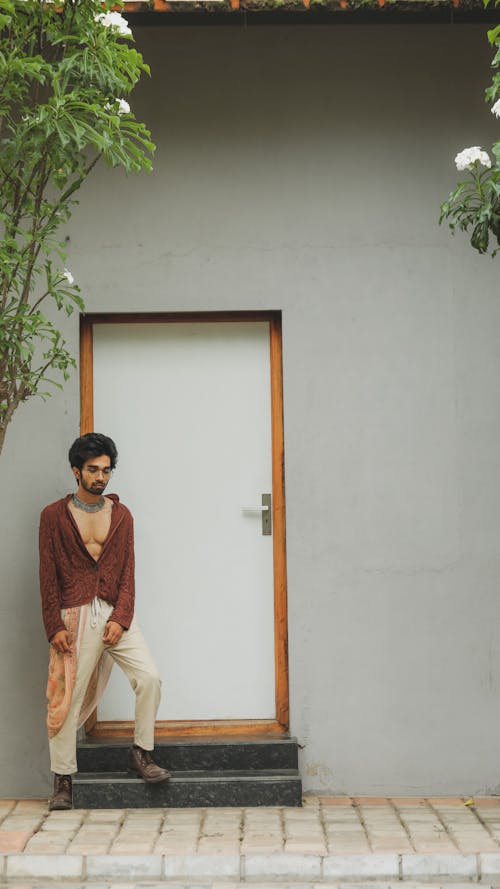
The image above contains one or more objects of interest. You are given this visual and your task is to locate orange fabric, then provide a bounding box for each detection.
[46,605,113,739]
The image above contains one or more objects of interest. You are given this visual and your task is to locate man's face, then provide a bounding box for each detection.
[74,454,112,496]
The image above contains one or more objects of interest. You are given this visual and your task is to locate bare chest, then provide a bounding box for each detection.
[68,498,113,560]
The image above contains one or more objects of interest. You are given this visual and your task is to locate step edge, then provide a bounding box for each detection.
[74,771,302,785]
[78,738,299,749]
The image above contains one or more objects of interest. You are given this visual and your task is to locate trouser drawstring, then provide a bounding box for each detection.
[90,596,104,629]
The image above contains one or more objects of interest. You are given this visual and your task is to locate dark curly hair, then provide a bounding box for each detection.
[68,433,118,472]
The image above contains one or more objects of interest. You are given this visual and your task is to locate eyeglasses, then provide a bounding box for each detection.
[83,466,113,477]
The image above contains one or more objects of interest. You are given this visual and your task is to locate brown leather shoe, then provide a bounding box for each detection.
[129,746,171,783]
[49,774,73,810]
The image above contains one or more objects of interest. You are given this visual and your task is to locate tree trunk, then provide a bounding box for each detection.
[0,399,20,457]
[0,420,8,457]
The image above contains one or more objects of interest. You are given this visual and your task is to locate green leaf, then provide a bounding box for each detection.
[471,220,490,253]
[488,24,500,45]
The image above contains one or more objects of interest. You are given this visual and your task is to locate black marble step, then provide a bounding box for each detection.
[77,737,299,773]
[73,768,302,808]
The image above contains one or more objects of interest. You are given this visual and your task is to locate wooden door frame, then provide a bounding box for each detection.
[80,310,289,738]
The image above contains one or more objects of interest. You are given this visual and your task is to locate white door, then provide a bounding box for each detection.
[93,321,276,721]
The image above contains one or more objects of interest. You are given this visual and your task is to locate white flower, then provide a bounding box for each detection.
[492,99,500,118]
[454,146,492,171]
[116,98,130,116]
[62,269,74,286]
[105,98,131,116]
[94,11,132,37]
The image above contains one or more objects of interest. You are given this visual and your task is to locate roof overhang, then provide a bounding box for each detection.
[122,0,500,22]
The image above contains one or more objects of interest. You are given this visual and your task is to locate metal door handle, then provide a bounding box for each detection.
[242,493,272,536]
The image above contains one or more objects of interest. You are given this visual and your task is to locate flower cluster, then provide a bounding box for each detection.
[492,99,500,119]
[94,11,132,37]
[62,269,74,285]
[454,146,492,171]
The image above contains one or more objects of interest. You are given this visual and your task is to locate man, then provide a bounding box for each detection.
[39,432,170,811]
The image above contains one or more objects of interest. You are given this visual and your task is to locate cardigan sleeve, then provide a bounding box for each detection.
[39,509,66,642]
[109,514,135,630]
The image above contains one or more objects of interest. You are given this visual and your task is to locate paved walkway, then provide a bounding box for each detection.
[2,796,500,883]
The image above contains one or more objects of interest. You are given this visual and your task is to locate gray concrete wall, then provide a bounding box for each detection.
[1,22,499,796]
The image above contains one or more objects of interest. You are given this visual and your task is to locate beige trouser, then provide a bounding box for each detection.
[49,598,161,775]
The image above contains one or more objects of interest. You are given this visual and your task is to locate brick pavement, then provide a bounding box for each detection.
[1,797,500,882]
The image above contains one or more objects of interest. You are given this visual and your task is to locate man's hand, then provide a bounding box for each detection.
[51,629,72,654]
[103,620,123,646]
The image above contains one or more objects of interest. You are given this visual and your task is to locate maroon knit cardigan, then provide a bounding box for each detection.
[39,493,135,641]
